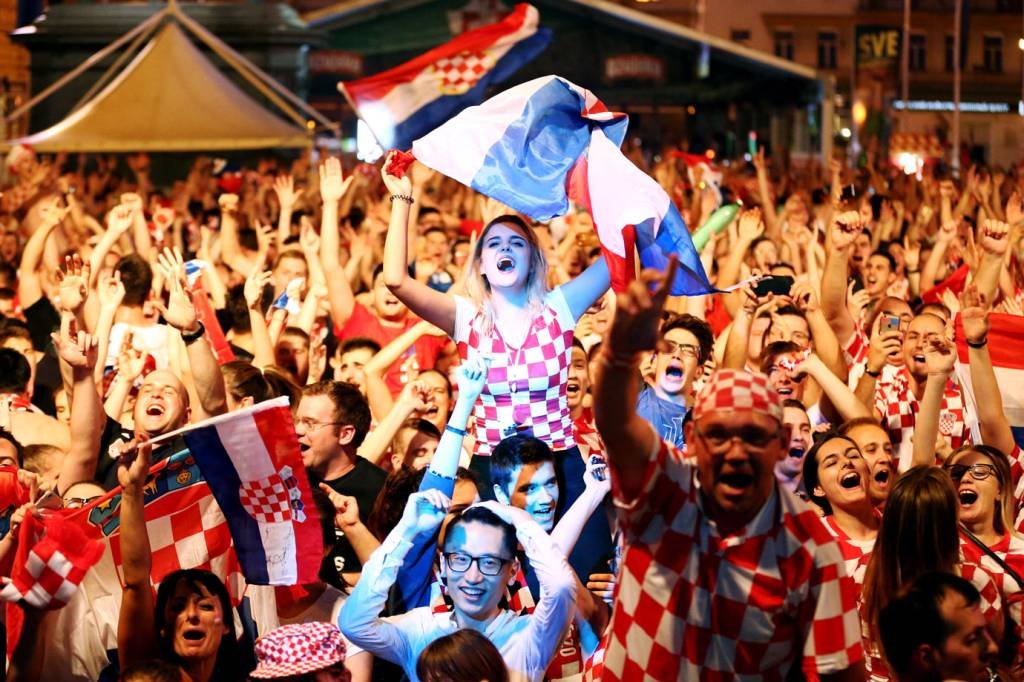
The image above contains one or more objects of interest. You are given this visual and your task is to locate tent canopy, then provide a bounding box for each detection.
[11,22,311,152]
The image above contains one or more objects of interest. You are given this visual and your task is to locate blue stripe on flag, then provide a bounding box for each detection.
[391,28,553,151]
[1013,426,1024,451]
[184,426,271,584]
[472,77,594,220]
[637,206,716,296]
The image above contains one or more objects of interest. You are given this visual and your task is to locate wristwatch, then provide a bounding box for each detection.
[181,322,206,346]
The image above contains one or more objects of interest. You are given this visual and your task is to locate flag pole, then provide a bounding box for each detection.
[338,82,387,152]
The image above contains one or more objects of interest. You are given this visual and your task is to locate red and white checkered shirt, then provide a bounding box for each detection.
[873,366,972,471]
[574,408,605,462]
[822,515,876,588]
[842,322,870,369]
[1002,446,1024,531]
[861,558,1004,681]
[603,436,864,680]
[961,531,1024,664]
[453,292,577,457]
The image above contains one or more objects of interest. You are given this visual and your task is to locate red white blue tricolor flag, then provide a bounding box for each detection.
[340,3,551,151]
[955,312,1024,449]
[410,75,715,295]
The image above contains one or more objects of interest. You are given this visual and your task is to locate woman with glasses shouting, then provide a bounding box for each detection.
[339,490,576,682]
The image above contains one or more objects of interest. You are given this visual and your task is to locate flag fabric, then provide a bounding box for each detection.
[273,277,304,315]
[954,312,1024,449]
[340,3,551,151]
[0,513,103,609]
[410,75,715,295]
[179,397,322,585]
[184,259,209,286]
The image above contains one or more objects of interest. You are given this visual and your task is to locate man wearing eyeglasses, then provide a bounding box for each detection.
[593,260,865,681]
[634,314,713,449]
[296,380,384,585]
[339,491,576,682]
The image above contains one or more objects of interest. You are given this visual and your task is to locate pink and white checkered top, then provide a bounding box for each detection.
[453,291,577,457]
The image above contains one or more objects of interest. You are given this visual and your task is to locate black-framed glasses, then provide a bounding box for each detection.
[945,463,998,482]
[694,424,782,452]
[660,340,699,359]
[443,552,512,576]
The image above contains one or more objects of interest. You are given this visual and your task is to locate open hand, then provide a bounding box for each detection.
[400,490,450,535]
[51,317,98,370]
[97,270,125,311]
[154,248,198,333]
[273,174,298,208]
[56,254,91,313]
[456,354,489,404]
[319,157,353,203]
[959,285,990,345]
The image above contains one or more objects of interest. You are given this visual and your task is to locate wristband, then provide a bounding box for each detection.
[445,424,467,437]
[865,367,882,378]
[966,336,988,349]
[907,268,920,274]
[390,194,414,205]
[181,322,206,346]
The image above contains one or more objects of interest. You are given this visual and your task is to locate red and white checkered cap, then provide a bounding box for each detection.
[250,622,347,679]
[692,369,783,423]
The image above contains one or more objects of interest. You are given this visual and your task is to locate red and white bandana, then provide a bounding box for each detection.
[692,368,783,422]
[251,621,347,678]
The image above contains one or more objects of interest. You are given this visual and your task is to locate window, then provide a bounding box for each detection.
[983,35,1003,73]
[944,34,956,72]
[909,33,926,71]
[774,30,794,60]
[817,31,837,69]
[731,29,751,44]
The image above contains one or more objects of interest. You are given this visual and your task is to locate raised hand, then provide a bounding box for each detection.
[607,256,679,356]
[380,151,413,196]
[97,270,125,312]
[244,270,272,310]
[319,157,353,203]
[903,236,921,273]
[737,207,764,244]
[107,204,134,236]
[1006,192,1023,227]
[829,210,864,250]
[400,490,451,536]
[397,379,430,414]
[936,218,958,244]
[866,329,902,374]
[56,254,91,313]
[923,336,955,376]
[584,454,611,495]
[299,218,321,255]
[959,285,990,344]
[790,279,820,314]
[116,439,152,491]
[116,330,148,381]
[255,222,275,254]
[272,174,298,208]
[120,192,143,215]
[318,483,361,530]
[978,218,1010,258]
[51,317,98,371]
[154,248,198,333]
[308,336,328,384]
[218,193,239,214]
[39,196,70,228]
[456,354,489,404]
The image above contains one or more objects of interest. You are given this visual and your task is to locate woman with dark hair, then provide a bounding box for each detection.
[116,442,249,681]
[382,156,614,577]
[801,432,879,586]
[416,629,509,682]
[220,360,272,412]
[861,466,1006,681]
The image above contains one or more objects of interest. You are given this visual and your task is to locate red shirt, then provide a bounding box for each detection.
[334,302,449,395]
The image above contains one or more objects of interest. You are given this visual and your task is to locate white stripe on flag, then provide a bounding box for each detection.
[214,412,277,482]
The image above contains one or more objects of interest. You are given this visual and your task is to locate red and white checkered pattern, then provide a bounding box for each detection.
[239,474,294,525]
[0,514,103,610]
[873,367,971,469]
[961,532,1024,661]
[842,323,869,368]
[251,621,347,678]
[603,438,863,680]
[822,515,876,588]
[430,49,496,95]
[575,409,606,462]
[455,294,576,457]
[692,368,783,422]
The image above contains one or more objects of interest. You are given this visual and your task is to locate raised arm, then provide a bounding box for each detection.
[594,259,677,502]
[380,153,456,335]
[121,193,153,263]
[794,352,871,422]
[319,157,359,325]
[910,335,956,469]
[272,174,298,247]
[245,269,275,369]
[87,204,133,287]
[216,194,253,277]
[93,270,125,383]
[920,218,956,293]
[116,442,158,670]
[17,198,67,308]
[53,317,105,494]
[973,219,1010,304]
[820,210,864,345]
[318,485,381,565]
[752,148,782,242]
[550,455,610,556]
[154,248,227,418]
[960,286,1017,455]
[425,356,486,484]
[356,379,427,466]
[559,255,611,321]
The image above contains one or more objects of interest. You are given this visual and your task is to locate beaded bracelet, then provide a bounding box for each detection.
[390,194,414,204]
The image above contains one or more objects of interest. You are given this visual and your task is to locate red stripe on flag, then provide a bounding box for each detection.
[955,312,1024,368]
[251,406,324,585]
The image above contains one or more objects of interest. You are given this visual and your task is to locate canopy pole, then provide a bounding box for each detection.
[71,15,163,114]
[3,7,168,125]
[338,83,385,150]
[171,5,339,135]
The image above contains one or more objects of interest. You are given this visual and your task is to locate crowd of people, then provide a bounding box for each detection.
[0,138,1021,682]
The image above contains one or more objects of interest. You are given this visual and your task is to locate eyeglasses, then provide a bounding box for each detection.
[660,341,699,359]
[294,417,342,432]
[945,463,998,482]
[694,424,782,452]
[443,552,512,576]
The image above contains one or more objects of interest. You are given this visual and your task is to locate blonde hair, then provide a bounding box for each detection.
[465,215,549,334]
[947,444,1019,538]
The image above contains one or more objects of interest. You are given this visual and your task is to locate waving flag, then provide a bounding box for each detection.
[955,312,1024,449]
[340,3,551,151]
[411,75,714,295]
[179,397,322,585]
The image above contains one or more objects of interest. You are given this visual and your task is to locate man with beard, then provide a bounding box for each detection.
[775,398,811,494]
[634,314,712,449]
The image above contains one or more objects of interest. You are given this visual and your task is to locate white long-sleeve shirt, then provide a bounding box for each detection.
[339,516,577,682]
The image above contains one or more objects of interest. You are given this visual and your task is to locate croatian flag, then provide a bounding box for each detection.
[340,3,551,151]
[955,313,1024,449]
[179,397,323,585]
[411,75,715,295]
